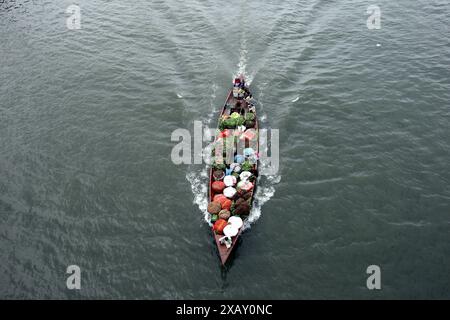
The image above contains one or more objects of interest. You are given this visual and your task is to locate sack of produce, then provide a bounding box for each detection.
[213,194,228,206]
[245,120,255,128]
[239,171,252,181]
[212,163,226,171]
[207,202,222,214]
[230,112,241,119]
[228,216,243,229]
[243,148,255,157]
[245,112,255,121]
[235,197,247,207]
[241,161,253,172]
[234,202,250,216]
[224,175,237,187]
[213,170,225,181]
[240,129,257,141]
[237,180,254,192]
[247,153,259,164]
[242,191,252,200]
[222,199,232,210]
[218,210,231,220]
[212,181,226,193]
[230,163,241,173]
[213,219,229,235]
[223,187,237,199]
[220,116,243,129]
[234,154,245,164]
[223,224,239,237]
[218,129,232,138]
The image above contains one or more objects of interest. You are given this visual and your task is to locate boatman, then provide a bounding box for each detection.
[237,88,246,100]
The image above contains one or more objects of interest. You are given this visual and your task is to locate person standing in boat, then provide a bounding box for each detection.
[233,78,248,100]
[238,88,246,100]
[233,86,239,98]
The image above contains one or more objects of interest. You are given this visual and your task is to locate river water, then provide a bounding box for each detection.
[0,0,449,299]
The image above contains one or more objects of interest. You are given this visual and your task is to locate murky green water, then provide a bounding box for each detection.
[0,0,449,299]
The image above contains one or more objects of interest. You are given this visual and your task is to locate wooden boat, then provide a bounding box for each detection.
[208,75,259,265]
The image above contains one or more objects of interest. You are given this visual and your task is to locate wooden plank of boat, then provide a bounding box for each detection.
[208,75,259,265]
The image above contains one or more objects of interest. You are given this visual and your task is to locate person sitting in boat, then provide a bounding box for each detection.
[238,88,246,100]
[233,86,239,98]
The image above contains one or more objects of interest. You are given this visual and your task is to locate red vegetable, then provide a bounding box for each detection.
[213,194,227,206]
[218,129,232,138]
[222,199,232,210]
[213,219,229,235]
[207,202,222,214]
[212,181,225,193]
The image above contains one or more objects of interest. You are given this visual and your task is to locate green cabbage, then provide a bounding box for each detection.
[245,112,255,121]
[230,112,241,119]
[241,161,253,171]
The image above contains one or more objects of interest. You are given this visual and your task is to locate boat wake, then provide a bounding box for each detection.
[186,169,211,225]
[235,37,251,82]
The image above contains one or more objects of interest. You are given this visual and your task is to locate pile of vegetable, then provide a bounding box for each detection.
[208,109,258,234]
[218,112,245,130]
[244,112,255,128]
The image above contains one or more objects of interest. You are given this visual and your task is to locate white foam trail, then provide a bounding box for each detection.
[292,96,300,103]
[186,170,211,226]
[235,37,256,85]
[236,37,247,78]
[206,82,218,125]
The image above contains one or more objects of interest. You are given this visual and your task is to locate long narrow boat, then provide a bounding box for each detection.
[208,75,259,265]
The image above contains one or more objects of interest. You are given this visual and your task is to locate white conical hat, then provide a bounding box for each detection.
[228,216,243,229]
